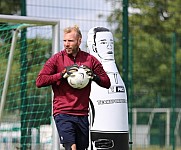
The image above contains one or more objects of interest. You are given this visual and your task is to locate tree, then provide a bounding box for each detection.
[104,0,181,108]
[0,0,21,15]
[0,0,21,56]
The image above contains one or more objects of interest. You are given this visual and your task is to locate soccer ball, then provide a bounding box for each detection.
[67,67,90,89]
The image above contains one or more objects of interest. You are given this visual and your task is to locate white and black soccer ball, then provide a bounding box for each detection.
[67,67,90,89]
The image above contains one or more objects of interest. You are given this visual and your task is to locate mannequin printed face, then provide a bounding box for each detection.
[95,32,114,60]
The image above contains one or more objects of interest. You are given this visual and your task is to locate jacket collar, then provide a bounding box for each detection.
[63,48,81,58]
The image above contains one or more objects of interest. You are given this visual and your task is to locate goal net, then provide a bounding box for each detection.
[0,15,60,150]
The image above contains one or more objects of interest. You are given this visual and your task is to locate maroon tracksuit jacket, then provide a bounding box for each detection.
[36,49,110,116]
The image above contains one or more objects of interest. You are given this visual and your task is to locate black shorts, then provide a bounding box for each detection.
[54,114,89,149]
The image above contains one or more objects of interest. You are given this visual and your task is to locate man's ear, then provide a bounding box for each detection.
[92,44,97,53]
[78,38,81,45]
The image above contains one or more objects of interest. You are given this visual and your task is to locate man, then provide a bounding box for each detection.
[36,25,111,150]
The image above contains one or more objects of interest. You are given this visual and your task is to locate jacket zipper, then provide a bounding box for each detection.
[73,57,76,64]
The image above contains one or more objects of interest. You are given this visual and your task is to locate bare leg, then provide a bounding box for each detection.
[71,144,76,150]
[63,143,76,150]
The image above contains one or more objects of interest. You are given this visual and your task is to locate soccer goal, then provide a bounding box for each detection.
[0,15,60,150]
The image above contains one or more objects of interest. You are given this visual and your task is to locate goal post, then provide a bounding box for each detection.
[0,15,60,150]
[0,24,36,122]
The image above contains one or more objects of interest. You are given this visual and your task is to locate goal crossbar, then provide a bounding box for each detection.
[0,14,60,26]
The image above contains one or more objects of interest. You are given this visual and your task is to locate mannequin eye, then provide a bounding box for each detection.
[100,41,107,44]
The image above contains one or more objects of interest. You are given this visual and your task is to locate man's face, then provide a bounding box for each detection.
[63,31,81,56]
[95,32,114,60]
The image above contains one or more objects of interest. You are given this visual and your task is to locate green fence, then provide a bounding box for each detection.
[0,0,180,150]
[128,33,181,150]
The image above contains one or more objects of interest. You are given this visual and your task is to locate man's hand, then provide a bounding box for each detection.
[81,65,100,83]
[82,65,94,79]
[61,64,79,78]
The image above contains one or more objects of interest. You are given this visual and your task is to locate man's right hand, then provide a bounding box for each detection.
[82,65,100,83]
[61,64,79,78]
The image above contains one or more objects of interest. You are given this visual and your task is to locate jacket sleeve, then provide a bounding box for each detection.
[36,55,61,88]
[92,58,111,89]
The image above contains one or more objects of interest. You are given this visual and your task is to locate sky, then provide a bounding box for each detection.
[26,0,113,29]
[25,0,113,49]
